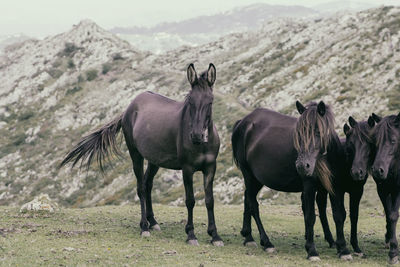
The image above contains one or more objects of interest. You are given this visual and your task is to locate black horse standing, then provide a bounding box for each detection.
[316,116,375,257]
[232,101,352,260]
[371,112,400,264]
[60,63,224,246]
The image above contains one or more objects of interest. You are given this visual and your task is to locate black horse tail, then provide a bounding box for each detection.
[232,119,253,170]
[59,113,124,172]
[232,120,242,168]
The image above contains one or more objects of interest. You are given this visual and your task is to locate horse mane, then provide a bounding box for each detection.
[293,102,335,194]
[353,122,373,144]
[374,115,398,146]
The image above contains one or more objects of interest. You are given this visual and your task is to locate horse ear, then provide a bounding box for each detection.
[348,116,357,128]
[395,112,400,127]
[187,63,198,85]
[207,63,216,87]
[367,116,375,128]
[296,101,306,114]
[344,123,351,136]
[372,113,381,123]
[317,101,326,116]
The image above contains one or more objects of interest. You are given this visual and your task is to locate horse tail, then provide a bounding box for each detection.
[59,113,124,172]
[232,119,252,170]
[232,120,242,167]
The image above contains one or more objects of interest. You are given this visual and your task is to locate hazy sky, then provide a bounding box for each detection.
[1,0,398,37]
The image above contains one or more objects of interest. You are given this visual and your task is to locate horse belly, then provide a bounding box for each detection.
[132,120,181,170]
[248,139,303,192]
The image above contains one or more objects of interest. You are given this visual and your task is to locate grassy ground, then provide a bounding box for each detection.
[0,204,391,266]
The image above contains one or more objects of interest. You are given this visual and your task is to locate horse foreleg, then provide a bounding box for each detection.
[377,185,392,248]
[349,188,364,256]
[329,190,352,260]
[144,163,160,231]
[202,162,223,246]
[182,166,198,245]
[316,189,335,248]
[302,180,319,260]
[387,191,400,264]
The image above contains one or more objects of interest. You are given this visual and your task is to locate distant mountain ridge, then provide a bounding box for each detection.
[111,3,319,35]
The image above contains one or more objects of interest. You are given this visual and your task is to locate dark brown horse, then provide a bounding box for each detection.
[316,116,375,258]
[60,63,224,246]
[371,112,400,264]
[232,101,352,260]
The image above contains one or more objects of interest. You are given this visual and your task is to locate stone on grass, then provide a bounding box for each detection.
[20,193,59,213]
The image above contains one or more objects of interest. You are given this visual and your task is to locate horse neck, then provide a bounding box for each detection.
[328,133,350,174]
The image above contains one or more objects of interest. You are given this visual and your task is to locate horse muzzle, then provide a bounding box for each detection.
[190,129,208,145]
[351,168,367,181]
[371,165,387,181]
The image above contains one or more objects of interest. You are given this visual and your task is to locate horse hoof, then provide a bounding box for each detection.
[187,239,199,246]
[244,241,257,247]
[308,256,321,261]
[141,231,150,237]
[151,224,161,231]
[340,254,353,261]
[354,252,364,257]
[389,256,399,264]
[212,240,224,247]
[265,247,276,254]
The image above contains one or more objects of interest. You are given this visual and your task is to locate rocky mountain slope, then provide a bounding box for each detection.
[1,7,400,208]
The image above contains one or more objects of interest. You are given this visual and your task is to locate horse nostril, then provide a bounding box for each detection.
[379,168,384,174]
[359,169,363,175]
[306,163,310,169]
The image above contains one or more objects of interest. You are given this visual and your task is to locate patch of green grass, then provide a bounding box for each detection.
[0,204,390,266]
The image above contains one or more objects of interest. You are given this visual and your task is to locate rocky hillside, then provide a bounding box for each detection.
[1,7,400,208]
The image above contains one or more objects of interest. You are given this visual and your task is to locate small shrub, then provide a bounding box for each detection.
[62,42,79,57]
[19,110,35,121]
[66,86,82,95]
[77,74,84,83]
[86,69,98,81]
[47,68,63,79]
[112,53,124,61]
[52,59,62,68]
[12,133,26,146]
[102,63,112,74]
[67,59,75,69]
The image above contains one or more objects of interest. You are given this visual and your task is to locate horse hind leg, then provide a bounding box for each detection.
[242,167,274,252]
[241,188,257,247]
[144,163,160,231]
[126,144,149,237]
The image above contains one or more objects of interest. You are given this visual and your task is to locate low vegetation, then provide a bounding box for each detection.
[0,204,390,266]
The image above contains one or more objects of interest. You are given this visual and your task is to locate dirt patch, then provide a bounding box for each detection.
[48,229,93,237]
[0,227,22,237]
